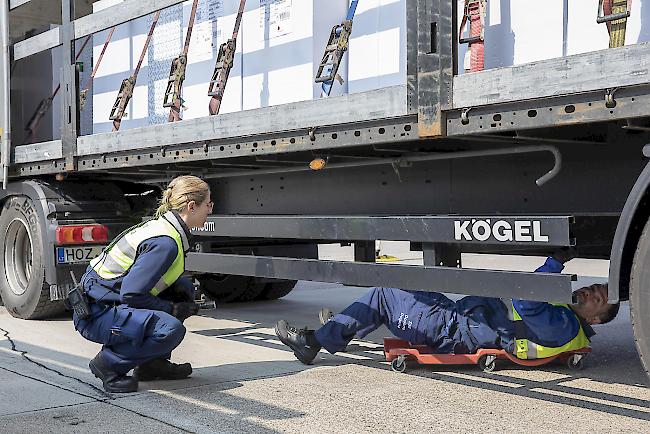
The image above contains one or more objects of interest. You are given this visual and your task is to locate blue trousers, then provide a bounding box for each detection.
[315,287,473,354]
[74,303,185,375]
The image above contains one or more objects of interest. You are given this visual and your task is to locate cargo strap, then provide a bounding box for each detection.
[599,0,632,48]
[315,0,359,97]
[208,0,247,116]
[80,26,116,111]
[459,0,486,73]
[165,0,200,122]
[23,35,92,144]
[110,11,161,131]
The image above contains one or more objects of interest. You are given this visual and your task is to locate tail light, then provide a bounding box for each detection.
[56,224,109,245]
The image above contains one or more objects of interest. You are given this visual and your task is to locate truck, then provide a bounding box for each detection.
[2,0,650,376]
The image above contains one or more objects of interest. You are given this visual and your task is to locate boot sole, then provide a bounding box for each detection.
[274,321,317,365]
[89,359,138,393]
[135,372,191,382]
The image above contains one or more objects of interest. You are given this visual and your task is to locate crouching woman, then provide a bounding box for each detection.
[73,175,213,393]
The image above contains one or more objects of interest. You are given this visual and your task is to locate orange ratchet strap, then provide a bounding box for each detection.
[459,0,487,73]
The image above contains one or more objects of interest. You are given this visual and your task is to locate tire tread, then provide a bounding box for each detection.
[629,218,650,376]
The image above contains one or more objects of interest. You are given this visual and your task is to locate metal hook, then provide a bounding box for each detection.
[605,88,618,108]
[309,126,318,141]
[461,107,473,125]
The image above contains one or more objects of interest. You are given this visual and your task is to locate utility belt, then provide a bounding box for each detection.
[66,273,122,319]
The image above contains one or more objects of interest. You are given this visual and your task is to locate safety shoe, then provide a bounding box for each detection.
[275,320,321,365]
[89,353,138,393]
[319,308,334,326]
[134,359,192,381]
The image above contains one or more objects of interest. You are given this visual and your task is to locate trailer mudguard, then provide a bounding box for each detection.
[0,180,59,284]
[609,146,650,303]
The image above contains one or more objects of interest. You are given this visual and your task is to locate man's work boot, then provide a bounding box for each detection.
[134,358,192,381]
[89,353,138,393]
[275,320,321,365]
[319,308,334,326]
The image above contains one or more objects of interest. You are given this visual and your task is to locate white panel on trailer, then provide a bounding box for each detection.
[242,0,349,110]
[91,0,153,132]
[90,0,352,132]
[347,0,407,94]
[176,0,243,120]
[566,0,650,56]
[459,0,650,75]
[84,0,650,134]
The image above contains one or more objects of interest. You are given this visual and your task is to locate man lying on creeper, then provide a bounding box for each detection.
[275,249,619,364]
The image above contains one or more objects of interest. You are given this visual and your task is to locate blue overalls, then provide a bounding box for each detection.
[72,212,194,375]
[314,287,505,354]
[315,257,588,355]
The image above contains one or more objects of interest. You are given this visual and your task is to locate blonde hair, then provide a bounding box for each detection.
[155,175,210,217]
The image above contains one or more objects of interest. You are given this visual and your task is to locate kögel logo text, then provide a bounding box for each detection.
[454,220,549,243]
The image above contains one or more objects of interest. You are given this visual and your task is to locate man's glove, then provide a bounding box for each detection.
[171,302,200,321]
[552,246,578,264]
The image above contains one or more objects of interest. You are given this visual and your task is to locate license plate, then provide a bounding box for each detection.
[56,246,105,264]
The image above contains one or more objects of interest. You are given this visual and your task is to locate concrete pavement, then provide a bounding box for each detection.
[1,252,649,433]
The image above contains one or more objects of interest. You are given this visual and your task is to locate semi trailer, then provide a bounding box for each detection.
[2,0,650,376]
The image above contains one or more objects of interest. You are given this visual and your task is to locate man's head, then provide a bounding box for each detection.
[571,284,619,325]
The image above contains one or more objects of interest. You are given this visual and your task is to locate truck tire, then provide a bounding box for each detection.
[235,279,266,302]
[198,275,297,303]
[0,197,64,319]
[258,280,298,301]
[198,274,260,303]
[630,218,650,376]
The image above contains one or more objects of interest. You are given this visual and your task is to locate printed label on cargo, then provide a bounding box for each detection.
[192,0,225,61]
[259,0,292,40]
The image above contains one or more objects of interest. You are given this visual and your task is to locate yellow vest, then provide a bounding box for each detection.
[89,212,188,296]
[510,301,591,359]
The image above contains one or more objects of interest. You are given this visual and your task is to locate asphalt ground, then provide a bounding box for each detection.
[1,247,649,433]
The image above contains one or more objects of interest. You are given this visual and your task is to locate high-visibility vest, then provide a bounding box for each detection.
[508,301,591,359]
[89,212,188,296]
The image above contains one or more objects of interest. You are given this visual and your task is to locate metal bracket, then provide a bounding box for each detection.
[597,0,632,23]
[163,55,187,108]
[109,76,135,120]
[208,39,236,98]
[79,89,88,110]
[605,87,619,108]
[461,107,473,125]
[309,126,319,141]
[315,19,354,85]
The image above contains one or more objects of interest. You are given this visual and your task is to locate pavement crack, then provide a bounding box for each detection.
[0,326,112,400]
[107,402,196,433]
[1,327,196,432]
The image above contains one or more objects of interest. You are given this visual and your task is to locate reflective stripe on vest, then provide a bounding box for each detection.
[90,212,186,296]
[509,301,590,359]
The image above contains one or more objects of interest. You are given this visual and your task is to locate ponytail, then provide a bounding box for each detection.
[155,175,210,217]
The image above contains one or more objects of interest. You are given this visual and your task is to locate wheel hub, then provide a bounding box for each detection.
[4,218,34,296]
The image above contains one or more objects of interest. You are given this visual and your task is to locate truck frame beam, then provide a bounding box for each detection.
[447,84,650,136]
[193,215,574,247]
[186,252,576,303]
